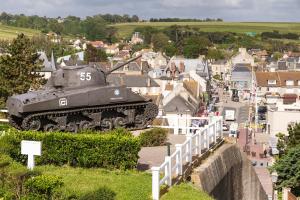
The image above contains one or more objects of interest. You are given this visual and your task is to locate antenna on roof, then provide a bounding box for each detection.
[51,50,56,71]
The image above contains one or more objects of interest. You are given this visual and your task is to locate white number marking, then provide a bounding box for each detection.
[80,72,92,81]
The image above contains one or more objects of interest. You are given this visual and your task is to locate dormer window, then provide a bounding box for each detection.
[286,80,294,86]
[268,80,276,85]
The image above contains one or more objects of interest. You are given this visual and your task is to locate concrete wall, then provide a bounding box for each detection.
[191,144,268,200]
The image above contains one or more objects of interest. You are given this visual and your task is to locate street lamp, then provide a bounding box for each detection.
[271,171,278,200]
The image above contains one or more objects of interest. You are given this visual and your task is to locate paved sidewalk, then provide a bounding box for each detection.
[137,134,186,170]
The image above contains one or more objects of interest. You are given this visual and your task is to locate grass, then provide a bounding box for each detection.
[112,22,300,38]
[0,23,41,40]
[161,183,213,200]
[35,165,212,200]
[0,123,10,131]
[36,165,152,200]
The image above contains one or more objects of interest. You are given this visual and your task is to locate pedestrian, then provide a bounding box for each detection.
[264,149,267,158]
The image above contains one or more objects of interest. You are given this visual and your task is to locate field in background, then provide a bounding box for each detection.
[1,22,300,41]
[0,23,41,40]
[112,22,300,38]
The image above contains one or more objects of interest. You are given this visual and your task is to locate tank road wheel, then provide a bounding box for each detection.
[101,119,113,131]
[44,124,59,132]
[79,121,92,132]
[28,119,41,131]
[66,122,78,133]
[135,115,147,129]
[114,117,126,128]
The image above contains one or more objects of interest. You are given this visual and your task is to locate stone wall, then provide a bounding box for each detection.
[191,144,268,200]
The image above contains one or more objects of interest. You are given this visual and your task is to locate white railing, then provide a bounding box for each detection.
[151,116,223,200]
[0,109,8,123]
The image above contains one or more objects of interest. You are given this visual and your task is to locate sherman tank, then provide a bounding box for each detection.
[6,55,158,132]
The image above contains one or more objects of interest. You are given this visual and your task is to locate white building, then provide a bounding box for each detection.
[231,48,255,66]
[267,102,300,136]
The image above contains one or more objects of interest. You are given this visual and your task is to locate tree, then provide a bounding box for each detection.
[132,15,139,22]
[183,36,211,58]
[134,26,158,44]
[164,43,177,57]
[151,33,169,52]
[272,145,300,196]
[206,48,225,63]
[84,44,107,63]
[82,16,107,40]
[0,34,43,106]
[272,52,283,61]
[287,123,300,148]
[276,132,287,156]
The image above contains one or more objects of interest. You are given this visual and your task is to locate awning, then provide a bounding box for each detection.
[283,93,297,104]
[283,93,297,99]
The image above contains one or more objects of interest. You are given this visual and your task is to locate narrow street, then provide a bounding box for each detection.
[214,83,273,199]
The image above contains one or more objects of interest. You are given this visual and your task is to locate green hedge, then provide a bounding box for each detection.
[1,130,141,170]
[139,128,168,147]
[25,174,64,199]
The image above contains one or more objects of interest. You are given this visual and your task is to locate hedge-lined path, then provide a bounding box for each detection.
[137,134,186,171]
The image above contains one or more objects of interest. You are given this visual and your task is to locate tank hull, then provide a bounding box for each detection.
[7,86,158,132]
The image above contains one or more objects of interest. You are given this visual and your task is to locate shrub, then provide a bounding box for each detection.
[79,128,133,137]
[79,187,116,200]
[0,153,40,199]
[25,174,63,199]
[139,128,168,147]
[2,129,141,169]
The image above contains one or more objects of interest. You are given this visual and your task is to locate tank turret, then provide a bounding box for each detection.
[7,55,158,132]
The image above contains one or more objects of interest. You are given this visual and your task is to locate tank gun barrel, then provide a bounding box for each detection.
[106,55,142,75]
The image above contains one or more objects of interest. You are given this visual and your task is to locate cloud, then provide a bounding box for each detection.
[0,0,299,21]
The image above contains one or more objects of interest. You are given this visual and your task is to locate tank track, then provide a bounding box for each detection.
[10,101,158,132]
[8,115,22,130]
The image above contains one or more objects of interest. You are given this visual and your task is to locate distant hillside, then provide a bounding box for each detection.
[0,23,41,40]
[112,22,300,38]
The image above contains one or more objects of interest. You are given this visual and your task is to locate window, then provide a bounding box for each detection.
[286,80,294,86]
[268,80,276,85]
[286,88,294,93]
[298,80,300,86]
[269,87,278,92]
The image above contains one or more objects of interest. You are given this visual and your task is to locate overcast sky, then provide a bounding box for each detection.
[0,0,299,22]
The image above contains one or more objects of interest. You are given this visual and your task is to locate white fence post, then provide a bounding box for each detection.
[186,134,193,162]
[198,130,202,155]
[195,133,199,155]
[213,120,217,144]
[204,125,209,149]
[165,156,172,186]
[151,167,160,200]
[175,144,183,175]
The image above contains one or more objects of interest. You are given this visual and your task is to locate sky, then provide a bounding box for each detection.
[0,0,299,22]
